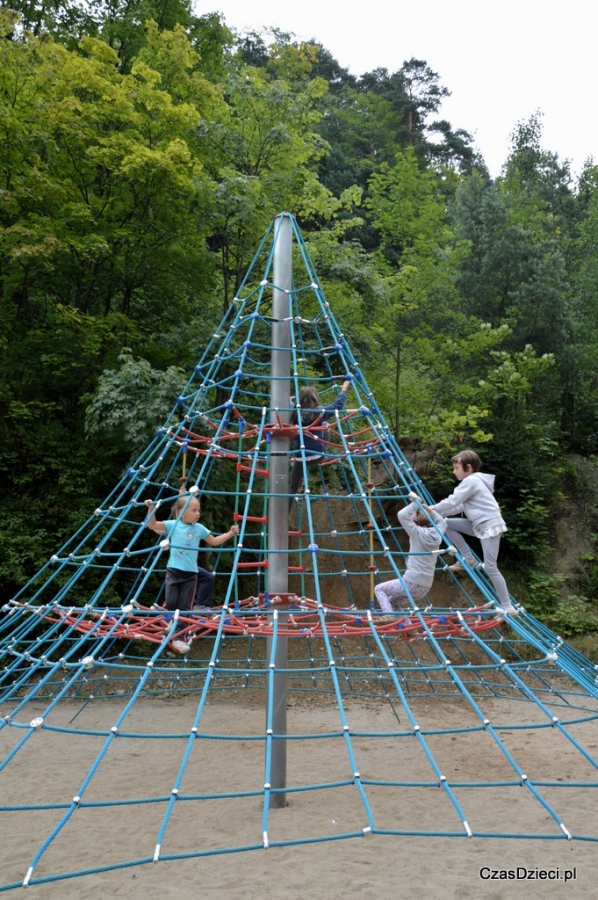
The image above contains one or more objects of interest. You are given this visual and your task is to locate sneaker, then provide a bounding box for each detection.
[171,639,191,654]
[193,605,213,613]
[447,560,480,573]
[376,615,396,624]
[497,604,518,617]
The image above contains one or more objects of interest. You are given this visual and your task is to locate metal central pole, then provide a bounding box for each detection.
[266,214,291,807]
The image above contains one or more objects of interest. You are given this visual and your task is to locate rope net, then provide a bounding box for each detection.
[1,214,597,891]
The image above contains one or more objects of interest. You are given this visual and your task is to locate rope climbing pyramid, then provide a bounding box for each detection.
[1,214,597,892]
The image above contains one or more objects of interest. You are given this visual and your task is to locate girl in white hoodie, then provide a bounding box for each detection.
[424,449,517,615]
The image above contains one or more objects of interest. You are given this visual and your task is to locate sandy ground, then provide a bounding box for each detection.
[1,689,598,899]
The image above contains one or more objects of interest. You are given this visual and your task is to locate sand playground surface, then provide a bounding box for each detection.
[1,689,598,900]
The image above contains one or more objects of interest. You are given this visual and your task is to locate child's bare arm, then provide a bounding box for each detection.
[205,523,239,547]
[144,500,167,535]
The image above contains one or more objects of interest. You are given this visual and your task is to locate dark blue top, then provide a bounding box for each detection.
[292,390,347,458]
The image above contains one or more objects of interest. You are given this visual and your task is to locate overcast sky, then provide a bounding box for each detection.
[198,0,597,180]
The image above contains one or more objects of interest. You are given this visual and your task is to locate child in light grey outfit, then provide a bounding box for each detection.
[424,449,517,615]
[375,501,446,615]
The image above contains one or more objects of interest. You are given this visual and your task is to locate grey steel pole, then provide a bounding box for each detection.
[266,214,291,808]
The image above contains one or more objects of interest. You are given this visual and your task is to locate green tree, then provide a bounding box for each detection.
[0,15,221,598]
[4,1,197,64]
[564,164,598,452]
[84,348,186,454]
[0,19,218,331]
[0,1,95,44]
[200,38,330,309]
[313,54,477,202]
[450,171,572,361]
[365,147,468,437]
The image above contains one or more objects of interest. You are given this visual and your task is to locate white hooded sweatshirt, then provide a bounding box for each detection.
[429,472,506,540]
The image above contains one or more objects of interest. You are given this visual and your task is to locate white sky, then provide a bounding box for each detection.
[197,0,597,180]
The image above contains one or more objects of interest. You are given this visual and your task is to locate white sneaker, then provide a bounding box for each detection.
[448,560,481,573]
[498,604,518,616]
[171,639,191,654]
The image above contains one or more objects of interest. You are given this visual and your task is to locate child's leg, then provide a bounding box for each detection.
[374,579,408,612]
[194,567,215,608]
[164,570,177,610]
[480,536,511,607]
[289,460,303,499]
[177,576,197,611]
[401,580,429,607]
[444,518,477,562]
[165,569,196,611]
[289,456,321,509]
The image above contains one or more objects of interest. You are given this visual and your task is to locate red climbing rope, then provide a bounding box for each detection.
[35,599,501,646]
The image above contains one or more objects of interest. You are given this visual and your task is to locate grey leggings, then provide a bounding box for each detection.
[445,518,510,607]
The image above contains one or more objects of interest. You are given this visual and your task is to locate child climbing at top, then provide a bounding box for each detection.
[420,449,517,616]
[289,378,352,509]
[144,493,238,615]
[375,500,446,621]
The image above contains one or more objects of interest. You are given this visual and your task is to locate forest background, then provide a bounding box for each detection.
[1,1,598,650]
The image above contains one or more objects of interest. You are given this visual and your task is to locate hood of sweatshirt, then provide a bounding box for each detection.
[472,472,496,493]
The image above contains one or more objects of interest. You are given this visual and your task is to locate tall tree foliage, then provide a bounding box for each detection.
[563,163,598,453]
[5,1,197,66]
[451,172,572,359]
[200,36,330,309]
[0,11,220,591]
[365,148,473,440]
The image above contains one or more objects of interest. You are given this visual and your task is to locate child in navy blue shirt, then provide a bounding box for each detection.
[289,379,351,508]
